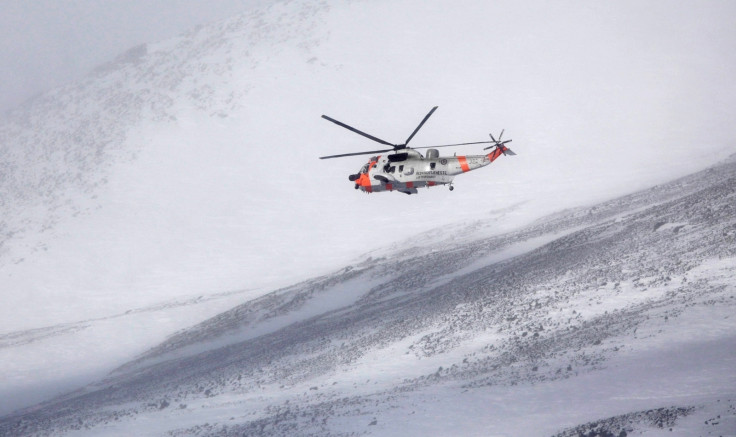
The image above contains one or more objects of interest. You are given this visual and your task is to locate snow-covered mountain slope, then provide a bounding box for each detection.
[0,1,331,330]
[2,155,733,436]
[1,0,735,426]
[1,1,333,414]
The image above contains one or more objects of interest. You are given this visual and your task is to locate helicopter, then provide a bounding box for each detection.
[319,106,515,195]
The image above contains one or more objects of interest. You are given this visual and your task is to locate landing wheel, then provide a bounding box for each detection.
[449,185,454,191]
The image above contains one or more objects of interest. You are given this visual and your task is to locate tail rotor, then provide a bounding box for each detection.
[484,130,516,155]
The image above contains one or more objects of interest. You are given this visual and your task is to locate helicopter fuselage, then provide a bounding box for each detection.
[351,146,508,194]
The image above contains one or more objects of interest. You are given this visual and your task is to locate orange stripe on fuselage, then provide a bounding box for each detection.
[355,156,380,192]
[458,156,470,172]
[357,173,371,190]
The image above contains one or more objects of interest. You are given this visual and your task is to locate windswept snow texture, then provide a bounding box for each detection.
[2,156,734,435]
[2,0,736,419]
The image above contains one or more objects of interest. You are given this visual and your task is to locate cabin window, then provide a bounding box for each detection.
[430,162,436,170]
[399,165,404,173]
[404,167,414,176]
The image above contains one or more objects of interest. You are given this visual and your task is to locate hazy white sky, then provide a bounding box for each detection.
[0,0,269,112]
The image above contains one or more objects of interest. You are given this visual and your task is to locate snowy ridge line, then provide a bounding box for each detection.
[552,399,736,437]
[112,265,381,371]
[121,224,584,370]
[112,271,395,375]
[0,288,255,349]
[1,157,735,435]
[553,405,696,436]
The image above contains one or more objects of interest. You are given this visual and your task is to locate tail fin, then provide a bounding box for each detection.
[487,144,515,162]
[484,130,516,161]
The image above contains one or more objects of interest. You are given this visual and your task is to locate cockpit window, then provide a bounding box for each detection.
[360,163,370,174]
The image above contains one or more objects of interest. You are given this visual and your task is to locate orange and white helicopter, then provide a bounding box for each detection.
[320,106,515,195]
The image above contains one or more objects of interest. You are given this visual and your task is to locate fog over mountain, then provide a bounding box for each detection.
[1,0,271,112]
[1,0,734,434]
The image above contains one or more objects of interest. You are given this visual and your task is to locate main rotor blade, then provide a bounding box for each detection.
[321,114,396,147]
[412,140,494,150]
[404,106,438,146]
[319,148,394,159]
